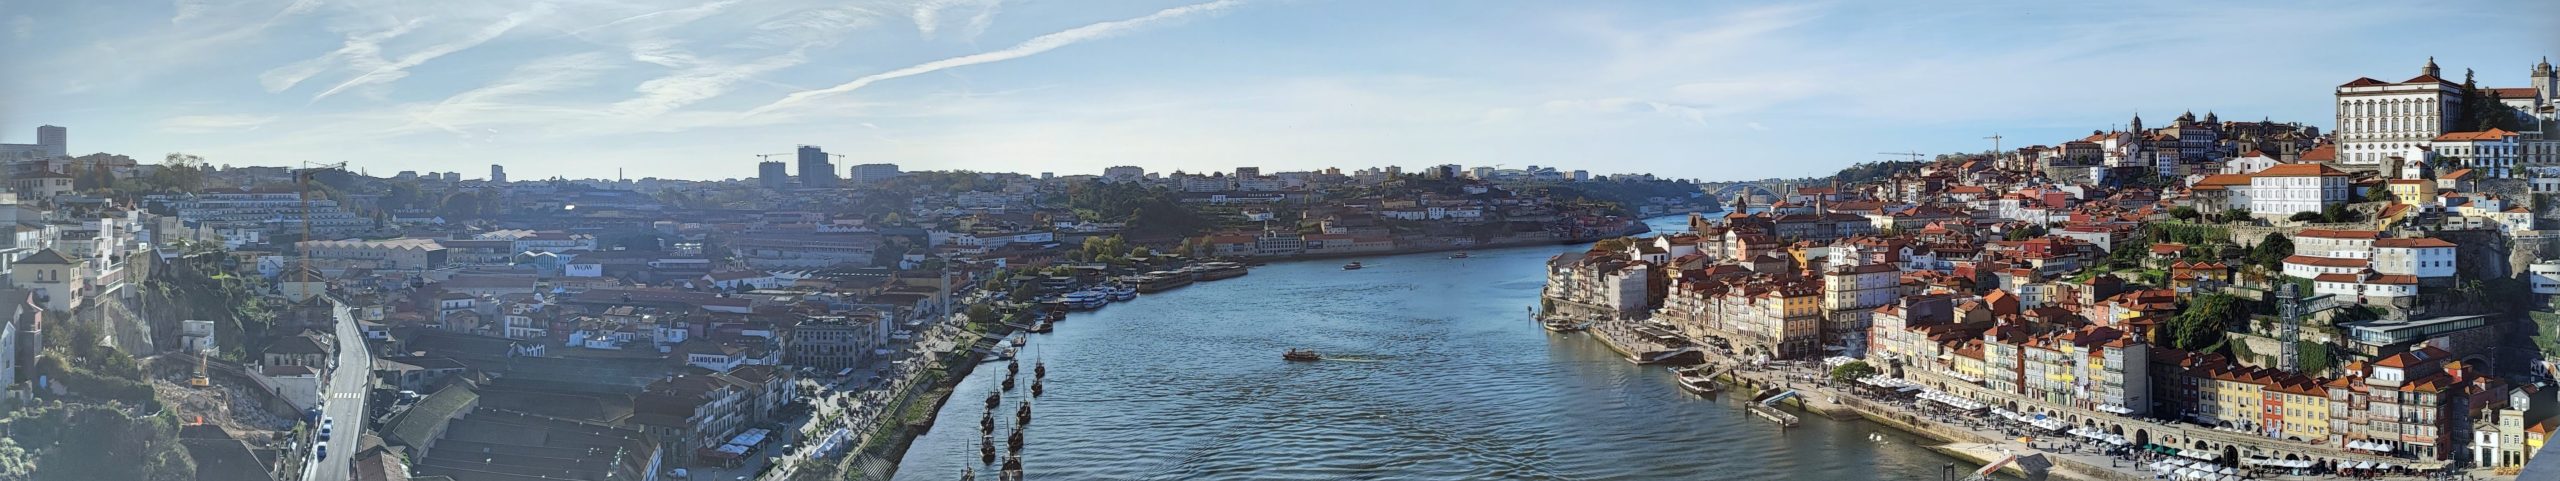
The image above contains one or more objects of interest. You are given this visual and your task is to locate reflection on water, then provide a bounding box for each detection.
[895,215,1987,480]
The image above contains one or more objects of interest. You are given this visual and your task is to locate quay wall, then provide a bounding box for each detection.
[1585,328,2147,481]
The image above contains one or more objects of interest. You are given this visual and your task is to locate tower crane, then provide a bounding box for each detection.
[294,161,349,293]
[1878,151,1926,162]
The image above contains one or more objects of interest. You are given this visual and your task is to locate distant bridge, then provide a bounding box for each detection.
[1705,181,1796,205]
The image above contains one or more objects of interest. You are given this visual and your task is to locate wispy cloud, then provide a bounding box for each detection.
[260,18,427,93]
[913,0,1002,40]
[555,0,745,39]
[159,114,280,133]
[613,48,811,117]
[747,0,1249,116]
[9,15,28,40]
[306,3,555,101]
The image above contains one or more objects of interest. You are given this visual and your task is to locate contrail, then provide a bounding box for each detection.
[744,0,1246,117]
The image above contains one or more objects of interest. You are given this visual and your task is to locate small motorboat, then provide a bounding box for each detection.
[1449,252,1471,259]
[1541,318,1588,332]
[1283,348,1323,362]
[1108,285,1137,301]
[1676,373,1720,395]
[1012,336,1029,348]
[1028,319,1054,333]
[1341,262,1363,270]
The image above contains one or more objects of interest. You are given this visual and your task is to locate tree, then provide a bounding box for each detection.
[0,403,195,481]
[1829,361,1878,384]
[2319,203,2355,223]
[2250,233,2294,271]
[2218,208,2251,224]
[1587,235,1628,252]
[2288,211,2323,222]
[2169,293,2241,351]
[965,304,998,324]
[2169,206,2201,221]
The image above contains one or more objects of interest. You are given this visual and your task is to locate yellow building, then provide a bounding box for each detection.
[2386,179,2433,206]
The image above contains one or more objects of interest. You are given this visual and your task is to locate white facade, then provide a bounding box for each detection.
[2531,261,2560,294]
[2247,166,2350,218]
[2335,61,2463,166]
[2371,240,2457,278]
[2431,130,2522,179]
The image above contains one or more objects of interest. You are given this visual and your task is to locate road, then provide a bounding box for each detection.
[303,299,372,481]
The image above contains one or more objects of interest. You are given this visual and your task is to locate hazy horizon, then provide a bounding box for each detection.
[4,0,2556,182]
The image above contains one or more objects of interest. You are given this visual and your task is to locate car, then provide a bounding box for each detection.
[320,425,332,441]
[315,445,327,461]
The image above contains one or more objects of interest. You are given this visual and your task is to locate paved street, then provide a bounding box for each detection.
[303,299,372,481]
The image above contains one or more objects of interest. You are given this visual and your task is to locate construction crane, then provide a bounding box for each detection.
[294,161,348,294]
[1878,151,1926,162]
[189,350,210,388]
[1983,133,2005,154]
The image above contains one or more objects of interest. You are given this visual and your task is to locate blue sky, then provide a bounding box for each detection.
[1,0,2554,181]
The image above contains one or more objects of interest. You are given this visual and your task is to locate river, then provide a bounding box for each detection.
[894,215,1993,480]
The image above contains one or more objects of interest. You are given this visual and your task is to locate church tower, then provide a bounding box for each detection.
[2535,57,2555,102]
[2423,56,2442,78]
[2130,113,2143,132]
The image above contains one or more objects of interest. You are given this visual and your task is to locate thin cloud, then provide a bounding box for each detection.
[159,114,279,133]
[309,3,555,101]
[746,0,1248,117]
[555,0,744,38]
[261,18,427,93]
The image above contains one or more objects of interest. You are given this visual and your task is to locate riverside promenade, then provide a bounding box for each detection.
[1578,321,2494,481]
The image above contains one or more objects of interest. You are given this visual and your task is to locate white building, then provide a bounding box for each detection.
[2247,163,2350,218]
[2370,237,2458,279]
[2530,261,2560,294]
[2335,59,2464,166]
[2431,129,2522,178]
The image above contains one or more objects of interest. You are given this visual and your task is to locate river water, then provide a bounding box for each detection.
[895,215,1991,480]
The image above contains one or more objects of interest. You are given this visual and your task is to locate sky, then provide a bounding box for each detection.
[1,0,2555,182]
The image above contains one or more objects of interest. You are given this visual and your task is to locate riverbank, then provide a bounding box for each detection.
[1577,324,2148,481]
[1246,221,1657,263]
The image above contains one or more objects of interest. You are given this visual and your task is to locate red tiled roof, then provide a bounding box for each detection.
[2256,163,2347,177]
[2434,129,2519,142]
[2284,255,2369,268]
[2338,77,2388,88]
[2373,237,2456,248]
[2484,87,2538,99]
[2299,145,2336,162]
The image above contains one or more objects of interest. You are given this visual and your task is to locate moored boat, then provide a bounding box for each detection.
[1133,271,1195,293]
[1676,373,1720,395]
[1108,285,1137,301]
[1193,262,1248,281]
[1341,262,1363,270]
[1283,348,1322,362]
[1060,290,1108,310]
[1449,251,1470,259]
[1540,317,1588,332]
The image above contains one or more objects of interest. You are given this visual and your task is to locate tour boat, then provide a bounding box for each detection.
[1341,262,1364,270]
[1108,285,1138,301]
[1283,348,1323,362]
[1193,262,1249,281]
[1060,290,1109,310]
[1134,271,1195,293]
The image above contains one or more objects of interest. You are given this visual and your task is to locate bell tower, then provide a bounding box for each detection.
[2534,56,2555,102]
[2423,56,2442,78]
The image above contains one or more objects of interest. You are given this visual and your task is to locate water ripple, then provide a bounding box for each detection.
[896,229,1994,481]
